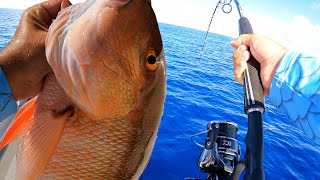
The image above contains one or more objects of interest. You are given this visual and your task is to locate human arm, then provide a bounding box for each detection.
[0,0,71,121]
[269,51,320,140]
[0,0,72,101]
[230,34,320,141]
[0,67,17,121]
[230,34,287,95]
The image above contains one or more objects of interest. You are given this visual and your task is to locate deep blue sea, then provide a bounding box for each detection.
[1,8,320,180]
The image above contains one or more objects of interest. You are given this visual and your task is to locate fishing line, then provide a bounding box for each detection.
[197,0,233,62]
[190,130,209,148]
[188,0,266,179]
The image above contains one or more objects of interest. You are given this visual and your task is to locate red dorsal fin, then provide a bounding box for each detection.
[0,97,37,150]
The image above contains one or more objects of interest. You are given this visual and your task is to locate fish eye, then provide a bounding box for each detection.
[145,49,158,71]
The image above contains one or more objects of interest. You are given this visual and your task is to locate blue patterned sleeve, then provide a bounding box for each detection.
[0,66,17,122]
[269,50,320,141]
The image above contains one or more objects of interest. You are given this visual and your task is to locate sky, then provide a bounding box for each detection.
[0,0,320,56]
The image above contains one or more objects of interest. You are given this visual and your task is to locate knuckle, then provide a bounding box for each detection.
[233,51,239,60]
[234,71,239,78]
[22,7,33,18]
[22,3,40,18]
[233,53,236,60]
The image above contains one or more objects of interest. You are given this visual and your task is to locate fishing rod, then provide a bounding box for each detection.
[186,0,265,179]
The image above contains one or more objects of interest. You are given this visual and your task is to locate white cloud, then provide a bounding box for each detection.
[152,0,239,37]
[311,2,320,9]
[152,0,212,31]
[287,16,320,55]
[155,1,320,57]
[244,10,320,57]
[0,0,41,9]
[1,0,319,57]
[0,0,85,9]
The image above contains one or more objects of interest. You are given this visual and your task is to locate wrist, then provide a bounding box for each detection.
[0,65,14,97]
[263,48,288,96]
[0,47,50,100]
[0,49,26,100]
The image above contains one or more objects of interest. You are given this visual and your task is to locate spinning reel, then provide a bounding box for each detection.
[187,0,265,179]
[186,121,241,180]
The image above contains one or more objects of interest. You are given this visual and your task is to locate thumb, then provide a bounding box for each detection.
[41,0,67,19]
[61,0,73,10]
[40,0,73,22]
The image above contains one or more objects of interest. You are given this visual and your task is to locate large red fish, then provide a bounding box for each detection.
[0,0,166,179]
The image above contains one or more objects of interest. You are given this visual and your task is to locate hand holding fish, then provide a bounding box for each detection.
[0,0,72,100]
[230,34,287,95]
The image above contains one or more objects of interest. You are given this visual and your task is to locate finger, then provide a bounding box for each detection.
[230,34,256,49]
[230,39,240,49]
[61,0,73,10]
[25,0,73,29]
[233,45,250,84]
[234,61,248,84]
[42,0,72,19]
[234,45,249,63]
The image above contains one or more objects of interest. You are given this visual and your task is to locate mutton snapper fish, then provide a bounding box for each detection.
[0,0,166,179]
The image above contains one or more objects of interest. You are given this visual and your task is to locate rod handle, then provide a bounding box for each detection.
[238,17,265,180]
[238,17,265,114]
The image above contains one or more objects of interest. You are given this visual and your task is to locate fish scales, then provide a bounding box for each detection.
[42,0,165,178]
[0,0,166,179]
[40,115,149,179]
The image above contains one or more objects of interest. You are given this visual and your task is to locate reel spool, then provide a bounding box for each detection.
[189,121,241,180]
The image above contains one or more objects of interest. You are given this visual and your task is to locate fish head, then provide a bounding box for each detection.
[46,0,166,120]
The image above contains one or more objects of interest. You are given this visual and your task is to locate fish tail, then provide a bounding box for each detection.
[0,97,37,150]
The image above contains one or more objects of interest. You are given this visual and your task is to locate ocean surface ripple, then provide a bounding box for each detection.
[0,9,319,180]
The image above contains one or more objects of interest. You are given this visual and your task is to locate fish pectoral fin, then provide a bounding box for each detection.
[0,97,37,150]
[16,109,72,179]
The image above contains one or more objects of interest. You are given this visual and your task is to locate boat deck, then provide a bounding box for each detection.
[0,142,17,179]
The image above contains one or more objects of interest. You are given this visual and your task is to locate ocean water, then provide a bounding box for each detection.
[1,8,320,180]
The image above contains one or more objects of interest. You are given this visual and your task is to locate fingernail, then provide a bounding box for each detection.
[240,51,246,58]
[241,61,248,69]
[235,75,244,85]
[239,45,246,51]
[230,40,236,47]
